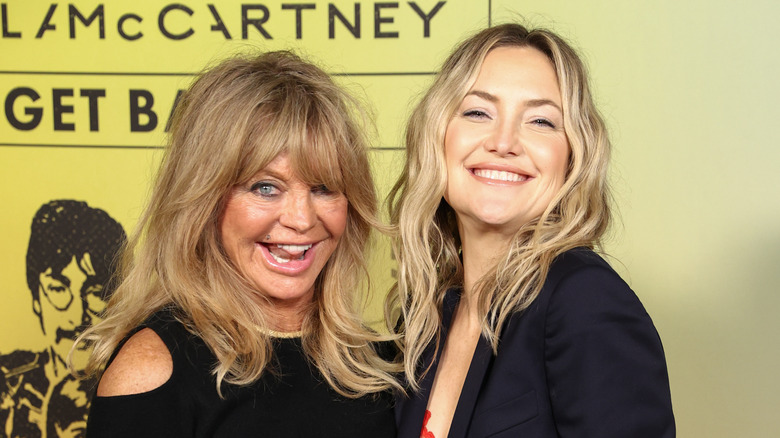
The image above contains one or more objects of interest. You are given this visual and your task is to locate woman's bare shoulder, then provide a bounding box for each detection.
[96,328,173,397]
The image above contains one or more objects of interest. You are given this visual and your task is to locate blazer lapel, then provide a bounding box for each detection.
[397,289,494,438]
[396,291,458,437]
[448,333,493,438]
[395,338,439,437]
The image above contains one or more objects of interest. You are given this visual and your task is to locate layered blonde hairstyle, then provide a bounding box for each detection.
[388,23,612,390]
[77,51,400,397]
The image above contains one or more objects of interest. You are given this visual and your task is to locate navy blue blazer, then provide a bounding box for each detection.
[395,249,675,437]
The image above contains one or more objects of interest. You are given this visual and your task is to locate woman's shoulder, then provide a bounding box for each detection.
[546,248,624,291]
[96,308,205,397]
[551,247,613,273]
[96,327,172,397]
[542,248,650,323]
[87,309,207,436]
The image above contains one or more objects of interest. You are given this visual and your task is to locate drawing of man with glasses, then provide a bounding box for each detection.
[1,200,126,437]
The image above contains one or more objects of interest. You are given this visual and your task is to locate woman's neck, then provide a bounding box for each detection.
[459,226,512,304]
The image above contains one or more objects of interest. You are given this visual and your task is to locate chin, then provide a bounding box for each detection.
[262,284,316,304]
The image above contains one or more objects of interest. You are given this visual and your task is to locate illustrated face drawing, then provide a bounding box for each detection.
[26,200,126,367]
[37,252,107,364]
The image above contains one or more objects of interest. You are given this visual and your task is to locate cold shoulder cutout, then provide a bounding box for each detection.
[96,328,173,397]
[87,309,396,437]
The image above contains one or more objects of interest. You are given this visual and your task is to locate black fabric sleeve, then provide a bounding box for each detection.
[86,382,190,438]
[85,316,194,438]
[544,264,675,437]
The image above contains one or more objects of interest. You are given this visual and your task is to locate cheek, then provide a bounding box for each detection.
[218,201,245,259]
[443,124,465,199]
[548,147,569,179]
[556,143,571,182]
[536,140,570,179]
[326,200,349,240]
[443,123,466,165]
[218,215,235,251]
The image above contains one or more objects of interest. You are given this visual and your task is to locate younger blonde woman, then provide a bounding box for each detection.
[390,24,675,437]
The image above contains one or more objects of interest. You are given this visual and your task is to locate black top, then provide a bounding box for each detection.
[86,310,396,437]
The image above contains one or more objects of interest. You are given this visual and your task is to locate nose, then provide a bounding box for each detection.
[279,190,317,233]
[65,292,86,329]
[80,297,94,327]
[486,118,524,157]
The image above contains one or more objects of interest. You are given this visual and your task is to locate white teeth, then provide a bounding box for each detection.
[276,244,312,252]
[269,251,305,264]
[270,252,291,264]
[473,168,526,182]
[266,243,311,264]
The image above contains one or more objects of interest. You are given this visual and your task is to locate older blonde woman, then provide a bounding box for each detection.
[76,51,400,437]
[390,24,675,437]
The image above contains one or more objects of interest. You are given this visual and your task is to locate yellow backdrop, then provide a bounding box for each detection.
[2,0,778,436]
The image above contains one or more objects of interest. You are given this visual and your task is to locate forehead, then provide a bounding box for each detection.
[253,153,295,176]
[470,46,561,105]
[249,149,345,188]
[39,253,96,279]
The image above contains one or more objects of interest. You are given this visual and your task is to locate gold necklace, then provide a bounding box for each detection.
[254,325,304,338]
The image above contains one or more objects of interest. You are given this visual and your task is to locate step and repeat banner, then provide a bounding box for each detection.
[7,2,778,437]
[0,1,491,435]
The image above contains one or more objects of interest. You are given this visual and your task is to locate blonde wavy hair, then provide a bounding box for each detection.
[76,50,400,397]
[388,23,612,390]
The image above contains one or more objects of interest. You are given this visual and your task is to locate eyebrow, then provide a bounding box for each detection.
[467,90,499,103]
[43,270,71,287]
[466,90,563,113]
[246,167,286,182]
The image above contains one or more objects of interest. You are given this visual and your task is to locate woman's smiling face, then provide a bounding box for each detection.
[443,46,570,237]
[219,153,348,316]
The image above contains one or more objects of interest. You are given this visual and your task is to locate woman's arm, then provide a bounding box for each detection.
[544,265,675,437]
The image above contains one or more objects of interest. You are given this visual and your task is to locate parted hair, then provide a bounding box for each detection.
[76,50,400,397]
[388,23,612,390]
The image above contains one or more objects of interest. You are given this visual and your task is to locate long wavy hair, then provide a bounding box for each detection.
[76,51,400,397]
[388,23,612,390]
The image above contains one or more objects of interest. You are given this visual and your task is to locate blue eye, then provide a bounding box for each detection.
[250,182,279,197]
[463,109,491,120]
[531,118,556,128]
[312,184,336,195]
